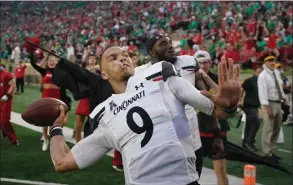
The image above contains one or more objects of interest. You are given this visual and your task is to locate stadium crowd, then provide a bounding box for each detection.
[1,1,292,68]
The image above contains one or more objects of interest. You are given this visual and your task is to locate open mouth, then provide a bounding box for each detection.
[168,51,175,55]
[122,63,130,68]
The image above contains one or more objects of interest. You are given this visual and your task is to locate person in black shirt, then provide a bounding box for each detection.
[51,56,114,134]
[241,67,262,152]
[30,52,71,151]
[194,50,230,185]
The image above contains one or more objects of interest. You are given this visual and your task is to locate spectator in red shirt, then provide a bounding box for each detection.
[178,46,187,56]
[187,48,196,56]
[279,42,293,66]
[240,47,251,63]
[245,32,257,50]
[241,47,262,70]
[225,43,240,63]
[246,18,257,34]
[267,30,278,50]
[226,25,239,47]
[14,62,26,93]
[128,41,138,52]
[193,32,203,45]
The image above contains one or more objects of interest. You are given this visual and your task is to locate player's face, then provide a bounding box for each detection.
[101,47,134,82]
[152,37,176,64]
[88,56,97,66]
[47,55,58,69]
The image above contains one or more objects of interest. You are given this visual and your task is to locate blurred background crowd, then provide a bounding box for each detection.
[1,1,292,68]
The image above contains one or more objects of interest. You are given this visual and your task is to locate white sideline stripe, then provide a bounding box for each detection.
[10,112,114,157]
[11,112,77,144]
[277,149,292,153]
[0,177,68,185]
[10,112,261,185]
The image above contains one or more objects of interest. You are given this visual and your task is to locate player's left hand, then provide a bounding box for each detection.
[201,57,241,110]
[1,95,9,102]
[52,105,68,128]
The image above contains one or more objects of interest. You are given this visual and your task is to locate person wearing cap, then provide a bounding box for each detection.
[194,50,229,185]
[135,35,234,182]
[258,55,287,158]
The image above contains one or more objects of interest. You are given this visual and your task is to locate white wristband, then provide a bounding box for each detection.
[49,126,62,135]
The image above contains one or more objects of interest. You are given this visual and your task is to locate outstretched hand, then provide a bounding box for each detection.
[200,57,241,109]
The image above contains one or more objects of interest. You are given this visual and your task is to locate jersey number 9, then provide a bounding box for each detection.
[126,106,154,148]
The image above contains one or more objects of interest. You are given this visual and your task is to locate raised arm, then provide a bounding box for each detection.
[167,75,214,115]
[168,57,241,119]
[55,58,100,82]
[51,58,104,100]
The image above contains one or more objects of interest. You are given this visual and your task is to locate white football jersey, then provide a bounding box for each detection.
[135,55,202,151]
[89,62,198,185]
[174,55,201,151]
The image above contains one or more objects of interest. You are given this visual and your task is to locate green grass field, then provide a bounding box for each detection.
[1,85,292,185]
[0,125,124,185]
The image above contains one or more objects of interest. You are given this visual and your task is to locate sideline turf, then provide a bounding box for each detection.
[0,125,124,185]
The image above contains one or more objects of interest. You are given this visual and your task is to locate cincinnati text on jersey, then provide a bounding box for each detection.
[113,90,146,115]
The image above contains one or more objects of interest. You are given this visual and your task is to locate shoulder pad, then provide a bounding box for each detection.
[177,55,200,72]
[90,105,106,122]
[88,104,106,131]
[162,61,179,82]
[89,117,100,131]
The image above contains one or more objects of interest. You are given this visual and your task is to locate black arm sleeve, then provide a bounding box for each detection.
[161,61,179,81]
[51,58,103,100]
[30,53,46,76]
[59,87,72,111]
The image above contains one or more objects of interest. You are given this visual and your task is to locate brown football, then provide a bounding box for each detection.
[21,98,68,127]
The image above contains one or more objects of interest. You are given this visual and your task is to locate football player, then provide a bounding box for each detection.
[136,35,220,177]
[49,46,241,185]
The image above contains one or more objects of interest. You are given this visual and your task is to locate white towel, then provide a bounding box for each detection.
[241,113,246,140]
[277,126,285,144]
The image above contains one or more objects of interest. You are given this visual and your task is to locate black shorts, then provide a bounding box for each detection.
[201,136,227,160]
